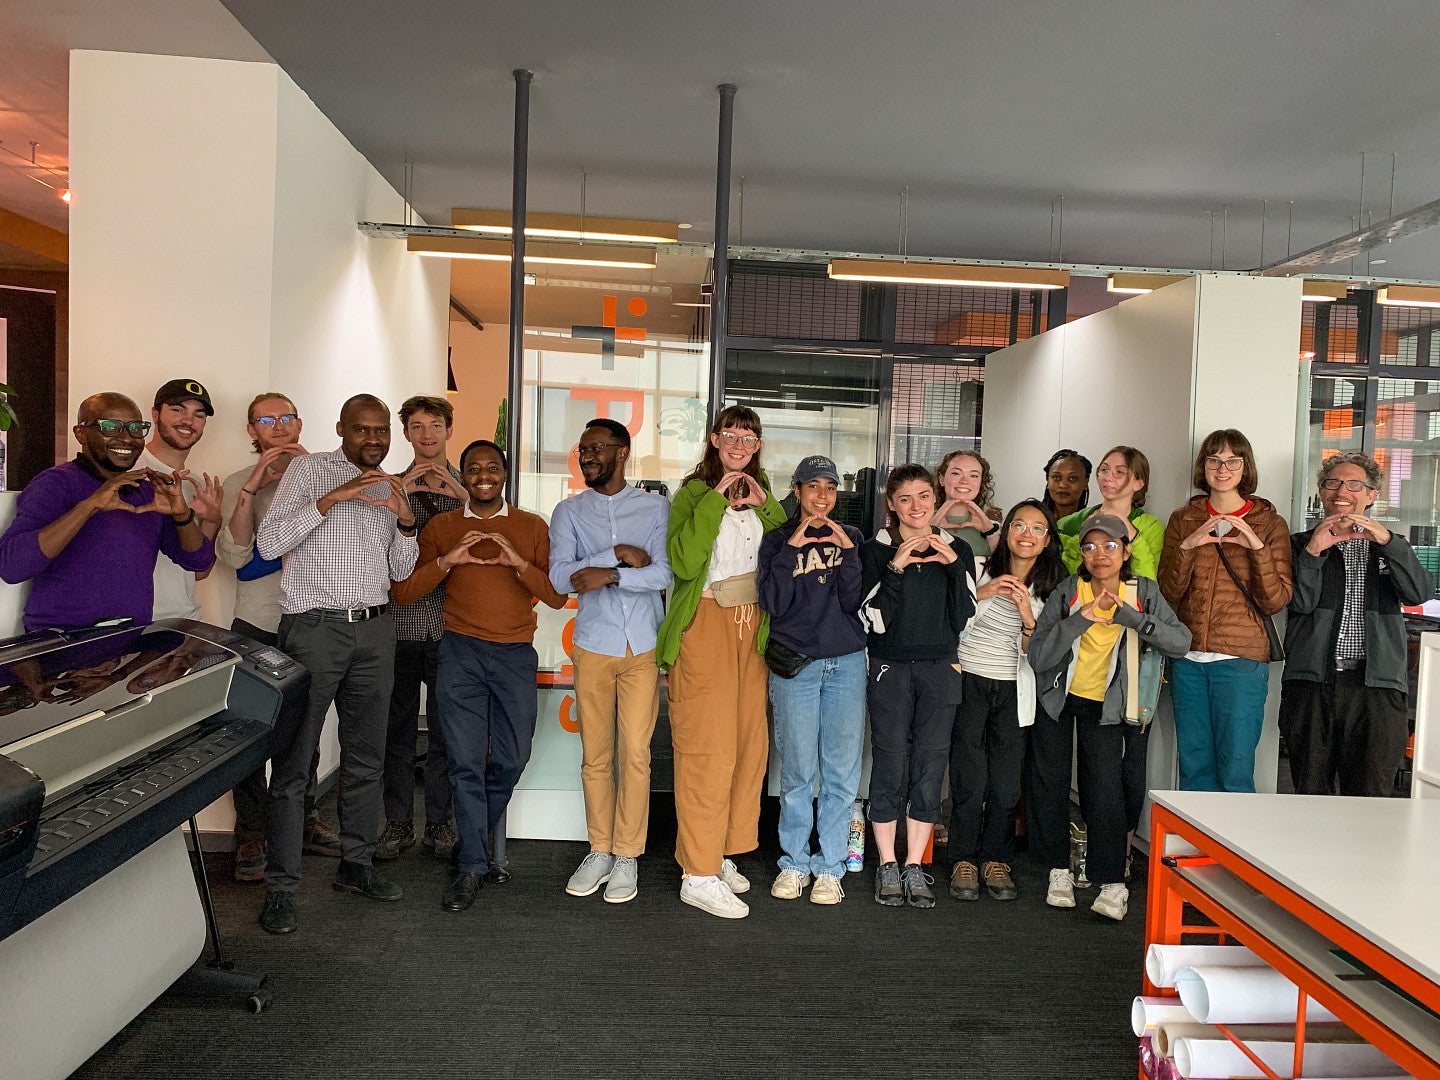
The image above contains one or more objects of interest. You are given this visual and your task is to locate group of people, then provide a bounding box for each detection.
[0,386,1430,933]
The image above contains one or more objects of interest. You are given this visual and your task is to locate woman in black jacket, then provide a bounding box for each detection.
[859,464,976,909]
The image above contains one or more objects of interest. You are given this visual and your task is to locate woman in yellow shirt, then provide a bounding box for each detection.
[1025,514,1191,922]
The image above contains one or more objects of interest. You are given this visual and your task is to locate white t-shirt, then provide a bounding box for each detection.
[140,449,201,622]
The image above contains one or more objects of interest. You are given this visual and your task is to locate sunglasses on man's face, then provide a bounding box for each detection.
[80,419,151,438]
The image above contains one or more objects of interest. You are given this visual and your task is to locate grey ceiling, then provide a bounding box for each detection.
[217,0,1440,279]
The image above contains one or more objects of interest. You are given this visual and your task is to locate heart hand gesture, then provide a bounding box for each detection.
[439,531,494,571]
[352,474,416,527]
[145,469,192,518]
[934,498,989,532]
[85,471,152,514]
[476,532,526,571]
[1080,587,1121,624]
[189,472,225,526]
[245,444,306,492]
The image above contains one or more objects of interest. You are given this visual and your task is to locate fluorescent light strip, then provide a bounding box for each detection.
[828,259,1068,290]
[1106,273,1189,294]
[452,208,679,244]
[1301,279,1348,303]
[408,235,656,269]
[1376,285,1440,309]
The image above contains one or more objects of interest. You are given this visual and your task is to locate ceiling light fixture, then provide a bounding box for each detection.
[1376,285,1440,309]
[1300,279,1348,303]
[827,259,1069,290]
[407,235,657,269]
[451,208,679,245]
[1105,272,1189,295]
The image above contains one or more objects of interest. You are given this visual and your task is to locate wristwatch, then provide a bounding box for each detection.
[609,568,622,586]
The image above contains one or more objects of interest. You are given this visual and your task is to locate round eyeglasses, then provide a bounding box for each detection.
[718,431,760,449]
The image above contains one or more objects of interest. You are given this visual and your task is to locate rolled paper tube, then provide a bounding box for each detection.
[1145,943,1265,988]
[1175,965,1341,1025]
[1132,995,1196,1037]
[1152,1022,1294,1059]
[1173,1037,1397,1079]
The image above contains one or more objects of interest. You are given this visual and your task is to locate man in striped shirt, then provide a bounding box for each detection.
[254,394,420,935]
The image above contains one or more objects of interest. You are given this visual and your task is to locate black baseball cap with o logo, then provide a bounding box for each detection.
[154,378,215,416]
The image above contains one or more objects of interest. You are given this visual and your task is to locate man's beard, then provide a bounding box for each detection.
[584,463,615,489]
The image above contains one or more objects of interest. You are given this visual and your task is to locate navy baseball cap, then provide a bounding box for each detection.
[792,455,840,485]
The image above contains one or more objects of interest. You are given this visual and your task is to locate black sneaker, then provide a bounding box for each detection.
[874,861,904,906]
[333,863,404,902]
[259,889,297,934]
[902,864,936,909]
[375,819,415,861]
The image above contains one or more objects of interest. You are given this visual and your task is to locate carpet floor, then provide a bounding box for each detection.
[74,794,1145,1079]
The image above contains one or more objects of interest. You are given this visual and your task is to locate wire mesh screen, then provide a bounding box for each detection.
[1301,300,1362,363]
[1379,303,1440,367]
[728,267,863,340]
[894,285,1038,348]
[887,359,985,472]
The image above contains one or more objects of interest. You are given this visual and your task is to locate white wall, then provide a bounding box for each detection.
[984,275,1303,806]
[60,50,449,839]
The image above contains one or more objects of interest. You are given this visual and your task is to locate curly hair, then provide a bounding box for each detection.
[1318,450,1381,490]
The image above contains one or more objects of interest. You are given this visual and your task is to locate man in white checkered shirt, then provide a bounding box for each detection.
[254,393,420,935]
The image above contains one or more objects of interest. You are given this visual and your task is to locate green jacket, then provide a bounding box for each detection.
[656,475,787,669]
[1058,504,1165,580]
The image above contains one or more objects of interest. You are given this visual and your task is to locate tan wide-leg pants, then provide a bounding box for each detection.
[666,598,769,877]
[571,645,660,858]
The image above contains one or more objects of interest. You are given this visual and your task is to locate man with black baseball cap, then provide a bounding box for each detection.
[141,379,223,621]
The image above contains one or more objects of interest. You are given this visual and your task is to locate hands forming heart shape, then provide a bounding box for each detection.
[893,533,957,569]
[440,530,524,571]
[1080,587,1123,624]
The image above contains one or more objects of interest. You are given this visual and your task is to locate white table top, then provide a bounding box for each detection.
[1151,790,1440,989]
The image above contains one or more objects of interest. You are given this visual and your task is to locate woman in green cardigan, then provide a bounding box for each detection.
[1057,445,1165,579]
[658,405,786,919]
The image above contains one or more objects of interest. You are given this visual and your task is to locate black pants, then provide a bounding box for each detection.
[1279,672,1408,797]
[267,610,395,892]
[383,636,453,826]
[1027,694,1148,886]
[866,656,964,824]
[229,618,320,841]
[947,672,1026,865]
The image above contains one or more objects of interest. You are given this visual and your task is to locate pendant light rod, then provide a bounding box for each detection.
[506,68,533,503]
[708,83,737,426]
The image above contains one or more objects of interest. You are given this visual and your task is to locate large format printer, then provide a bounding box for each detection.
[0,618,308,1080]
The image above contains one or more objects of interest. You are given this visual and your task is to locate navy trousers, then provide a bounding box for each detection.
[435,632,539,874]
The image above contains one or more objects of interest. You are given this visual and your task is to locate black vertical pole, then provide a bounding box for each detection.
[708,84,737,424]
[506,68,533,504]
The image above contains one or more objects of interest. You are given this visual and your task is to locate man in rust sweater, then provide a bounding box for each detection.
[392,439,566,912]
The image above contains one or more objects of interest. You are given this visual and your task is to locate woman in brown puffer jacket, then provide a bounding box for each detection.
[1158,429,1293,793]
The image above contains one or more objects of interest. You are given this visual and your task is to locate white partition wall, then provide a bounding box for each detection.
[984,275,1303,814]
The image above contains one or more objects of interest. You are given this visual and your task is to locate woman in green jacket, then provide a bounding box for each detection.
[1057,445,1165,579]
[658,405,786,919]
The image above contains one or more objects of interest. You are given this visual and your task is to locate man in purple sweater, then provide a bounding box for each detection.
[0,392,214,631]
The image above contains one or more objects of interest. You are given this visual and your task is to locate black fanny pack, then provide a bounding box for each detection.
[763,638,815,679]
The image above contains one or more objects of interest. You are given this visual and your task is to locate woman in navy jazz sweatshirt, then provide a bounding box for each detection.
[859,463,976,909]
[757,455,868,907]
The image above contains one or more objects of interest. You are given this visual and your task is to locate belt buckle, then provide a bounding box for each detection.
[347,608,365,623]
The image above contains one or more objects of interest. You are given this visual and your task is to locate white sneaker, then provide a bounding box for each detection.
[718,858,751,894]
[1046,868,1076,909]
[771,868,811,900]
[810,873,845,906]
[1091,882,1129,921]
[680,876,750,919]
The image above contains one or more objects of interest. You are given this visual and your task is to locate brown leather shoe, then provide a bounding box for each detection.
[304,818,343,858]
[949,860,980,901]
[233,838,267,882]
[981,860,1018,901]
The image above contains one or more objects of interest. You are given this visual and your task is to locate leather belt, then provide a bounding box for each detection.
[1334,656,1365,672]
[310,604,388,623]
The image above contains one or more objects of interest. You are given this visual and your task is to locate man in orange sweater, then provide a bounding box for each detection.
[392,439,566,912]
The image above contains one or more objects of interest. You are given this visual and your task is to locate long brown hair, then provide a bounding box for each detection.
[1100,445,1151,508]
[883,463,936,531]
[684,405,765,489]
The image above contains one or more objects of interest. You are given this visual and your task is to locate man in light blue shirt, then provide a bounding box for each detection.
[548,418,672,904]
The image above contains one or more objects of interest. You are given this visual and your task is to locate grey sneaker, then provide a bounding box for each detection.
[901,864,936,908]
[718,858,750,895]
[565,851,615,897]
[375,819,415,861]
[603,856,638,904]
[874,861,904,906]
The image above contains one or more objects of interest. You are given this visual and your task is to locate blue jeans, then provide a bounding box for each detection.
[769,650,867,879]
[435,632,539,874]
[1170,656,1270,792]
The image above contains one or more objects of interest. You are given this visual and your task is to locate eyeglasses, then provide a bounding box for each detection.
[718,432,761,449]
[576,442,625,459]
[252,414,299,428]
[1080,539,1123,554]
[80,419,151,437]
[1009,521,1050,537]
[1320,478,1376,492]
[1204,455,1244,472]
[1096,464,1130,479]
